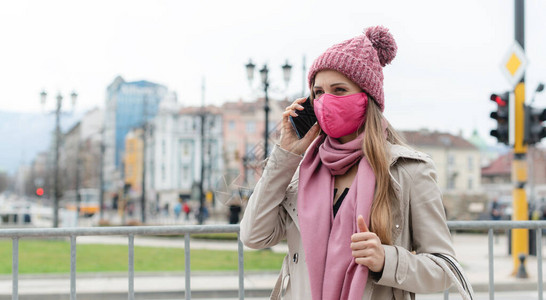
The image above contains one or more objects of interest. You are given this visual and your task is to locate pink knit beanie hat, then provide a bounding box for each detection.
[308,26,397,111]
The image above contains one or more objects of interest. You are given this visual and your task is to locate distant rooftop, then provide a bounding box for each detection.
[401,129,477,150]
[221,98,291,114]
[481,153,511,176]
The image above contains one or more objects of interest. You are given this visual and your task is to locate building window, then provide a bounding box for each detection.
[246,121,256,134]
[468,178,473,190]
[161,164,166,182]
[448,178,455,190]
[447,174,456,190]
[229,120,235,131]
[448,154,455,166]
[468,156,473,171]
[162,139,166,155]
[182,166,190,181]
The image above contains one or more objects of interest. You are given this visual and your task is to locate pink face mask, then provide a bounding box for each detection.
[313,93,368,138]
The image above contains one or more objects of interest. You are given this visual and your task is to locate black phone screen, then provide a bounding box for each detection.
[289,97,317,139]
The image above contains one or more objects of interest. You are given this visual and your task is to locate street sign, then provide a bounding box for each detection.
[500,42,528,88]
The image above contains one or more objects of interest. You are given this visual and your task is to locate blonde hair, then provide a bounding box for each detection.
[362,100,405,245]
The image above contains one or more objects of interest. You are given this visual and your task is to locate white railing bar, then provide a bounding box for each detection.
[537,229,543,300]
[4,222,545,238]
[12,237,18,300]
[238,233,244,300]
[0,224,240,238]
[447,220,546,230]
[70,235,77,300]
[128,234,134,300]
[184,233,191,300]
[488,229,494,300]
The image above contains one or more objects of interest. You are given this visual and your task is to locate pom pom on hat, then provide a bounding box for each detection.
[365,26,397,67]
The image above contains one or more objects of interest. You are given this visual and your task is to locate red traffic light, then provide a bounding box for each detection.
[36,188,44,196]
[491,94,507,107]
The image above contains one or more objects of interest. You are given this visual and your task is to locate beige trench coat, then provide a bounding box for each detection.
[240,143,457,300]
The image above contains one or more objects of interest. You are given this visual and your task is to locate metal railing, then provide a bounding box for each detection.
[2,221,546,300]
[446,220,546,300]
[0,225,243,300]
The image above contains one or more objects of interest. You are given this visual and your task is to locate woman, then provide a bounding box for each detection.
[240,26,463,300]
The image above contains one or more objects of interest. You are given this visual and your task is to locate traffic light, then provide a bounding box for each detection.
[35,187,44,197]
[524,105,546,145]
[490,92,511,145]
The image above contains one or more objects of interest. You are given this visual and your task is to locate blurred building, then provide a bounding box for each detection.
[221,97,289,192]
[79,108,104,190]
[124,128,143,193]
[401,129,482,193]
[103,76,169,204]
[482,147,546,204]
[467,129,508,168]
[62,122,81,193]
[61,108,104,193]
[145,97,224,212]
[401,129,484,220]
[58,108,104,217]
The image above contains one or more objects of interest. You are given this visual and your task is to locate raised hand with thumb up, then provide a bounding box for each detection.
[350,215,385,273]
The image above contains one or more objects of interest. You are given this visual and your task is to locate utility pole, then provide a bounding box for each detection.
[99,128,105,220]
[53,94,62,228]
[198,77,206,224]
[512,0,529,277]
[263,66,270,160]
[75,131,82,226]
[40,90,77,228]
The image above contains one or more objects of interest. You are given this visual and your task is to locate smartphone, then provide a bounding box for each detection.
[289,96,317,139]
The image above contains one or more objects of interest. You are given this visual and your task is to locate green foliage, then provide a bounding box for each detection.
[0,239,284,274]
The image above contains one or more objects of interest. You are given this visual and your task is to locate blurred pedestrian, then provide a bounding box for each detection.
[239,26,472,299]
[183,201,191,221]
[163,203,169,216]
[174,202,182,219]
[490,198,501,221]
[229,205,241,224]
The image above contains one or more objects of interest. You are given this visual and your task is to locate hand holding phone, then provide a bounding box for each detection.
[289,96,317,139]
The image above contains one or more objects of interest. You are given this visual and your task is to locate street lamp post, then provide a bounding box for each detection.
[245,59,292,160]
[40,90,77,228]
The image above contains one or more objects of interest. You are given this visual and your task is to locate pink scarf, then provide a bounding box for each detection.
[298,133,375,300]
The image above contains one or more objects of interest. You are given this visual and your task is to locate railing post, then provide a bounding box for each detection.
[537,228,543,300]
[70,235,77,300]
[488,228,494,300]
[128,234,134,300]
[12,237,18,300]
[185,233,191,300]
[238,232,245,300]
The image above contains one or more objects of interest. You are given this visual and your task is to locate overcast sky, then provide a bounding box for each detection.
[2,0,546,145]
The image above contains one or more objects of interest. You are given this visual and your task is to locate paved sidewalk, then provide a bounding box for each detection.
[1,232,545,299]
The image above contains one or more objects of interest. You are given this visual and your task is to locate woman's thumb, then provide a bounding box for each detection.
[357,215,369,233]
